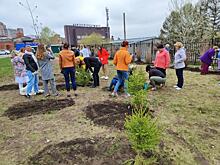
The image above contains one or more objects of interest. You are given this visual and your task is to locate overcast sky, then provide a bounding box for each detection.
[0,0,197,39]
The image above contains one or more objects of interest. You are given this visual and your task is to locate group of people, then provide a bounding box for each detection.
[11,43,110,98]
[11,40,219,98]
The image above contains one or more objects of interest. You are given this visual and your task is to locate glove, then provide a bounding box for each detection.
[32,71,38,75]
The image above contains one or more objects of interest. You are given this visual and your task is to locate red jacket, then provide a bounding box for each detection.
[98,48,109,65]
[154,49,170,69]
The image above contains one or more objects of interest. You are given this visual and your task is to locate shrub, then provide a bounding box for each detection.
[75,67,92,86]
[128,70,146,95]
[130,90,148,111]
[124,109,161,164]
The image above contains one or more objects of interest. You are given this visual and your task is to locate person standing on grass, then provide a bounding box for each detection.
[59,43,77,97]
[84,57,102,88]
[11,49,28,95]
[23,46,40,98]
[200,46,219,75]
[217,48,220,70]
[154,44,170,76]
[173,42,186,91]
[98,46,109,80]
[112,41,133,97]
[36,44,58,97]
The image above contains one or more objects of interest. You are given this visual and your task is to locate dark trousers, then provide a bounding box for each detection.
[93,65,101,87]
[175,68,184,88]
[156,67,166,76]
[63,67,77,91]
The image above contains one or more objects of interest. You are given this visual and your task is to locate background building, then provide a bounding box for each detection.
[0,22,8,37]
[64,24,110,46]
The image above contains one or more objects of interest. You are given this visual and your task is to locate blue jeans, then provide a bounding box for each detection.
[114,70,128,93]
[63,67,77,91]
[26,70,39,95]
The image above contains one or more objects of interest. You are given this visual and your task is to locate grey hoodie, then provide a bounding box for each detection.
[174,48,186,69]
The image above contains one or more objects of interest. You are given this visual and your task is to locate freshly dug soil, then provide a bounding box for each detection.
[3,99,75,120]
[83,101,132,130]
[0,84,18,91]
[29,137,172,165]
[0,82,43,91]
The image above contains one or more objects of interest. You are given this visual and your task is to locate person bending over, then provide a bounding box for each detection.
[84,57,102,88]
[146,65,166,91]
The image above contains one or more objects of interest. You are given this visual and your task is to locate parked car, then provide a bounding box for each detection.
[0,50,10,55]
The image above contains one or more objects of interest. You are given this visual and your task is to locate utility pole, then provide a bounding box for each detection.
[105,7,110,39]
[123,12,126,40]
[19,0,39,37]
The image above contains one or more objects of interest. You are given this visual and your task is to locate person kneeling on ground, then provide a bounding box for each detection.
[84,57,102,88]
[146,65,166,91]
[108,66,134,91]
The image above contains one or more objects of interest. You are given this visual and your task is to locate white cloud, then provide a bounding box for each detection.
[0,0,198,38]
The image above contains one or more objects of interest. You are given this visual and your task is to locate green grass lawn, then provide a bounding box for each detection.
[0,58,14,84]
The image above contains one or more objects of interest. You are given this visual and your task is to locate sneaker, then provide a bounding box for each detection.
[173,85,178,88]
[90,85,96,88]
[25,94,31,99]
[151,87,157,91]
[101,76,105,79]
[124,93,131,98]
[104,76,109,80]
[176,87,182,90]
[67,94,71,98]
[111,92,118,97]
[45,94,50,97]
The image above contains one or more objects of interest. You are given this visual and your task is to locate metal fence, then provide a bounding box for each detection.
[103,38,220,66]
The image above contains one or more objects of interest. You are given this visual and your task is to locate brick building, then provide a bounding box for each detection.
[64,24,110,46]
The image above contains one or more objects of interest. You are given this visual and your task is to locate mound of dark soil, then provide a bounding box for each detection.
[29,137,172,165]
[0,82,43,91]
[83,101,132,130]
[3,99,75,120]
[0,84,18,91]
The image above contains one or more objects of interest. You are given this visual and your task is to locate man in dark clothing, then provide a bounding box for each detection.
[146,65,166,91]
[84,57,102,88]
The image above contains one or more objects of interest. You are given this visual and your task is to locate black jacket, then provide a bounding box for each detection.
[84,57,102,73]
[149,68,165,79]
[23,53,38,72]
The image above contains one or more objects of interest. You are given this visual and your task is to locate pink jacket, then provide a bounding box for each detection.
[154,49,170,69]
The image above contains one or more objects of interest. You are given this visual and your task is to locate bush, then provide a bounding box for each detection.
[75,67,92,86]
[130,90,148,111]
[128,70,146,95]
[124,109,161,164]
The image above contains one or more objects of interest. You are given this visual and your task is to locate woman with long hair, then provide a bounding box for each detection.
[98,46,109,80]
[36,44,58,97]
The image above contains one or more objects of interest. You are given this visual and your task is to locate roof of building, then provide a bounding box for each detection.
[109,36,159,44]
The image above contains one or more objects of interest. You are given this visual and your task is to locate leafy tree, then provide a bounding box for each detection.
[80,33,104,45]
[160,0,220,44]
[39,26,61,45]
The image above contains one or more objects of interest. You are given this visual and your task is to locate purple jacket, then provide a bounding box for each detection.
[200,48,215,65]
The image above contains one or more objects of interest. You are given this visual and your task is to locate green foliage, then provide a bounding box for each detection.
[80,32,104,46]
[128,70,146,95]
[125,109,161,164]
[75,67,92,86]
[39,26,61,45]
[0,58,13,80]
[130,90,148,111]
